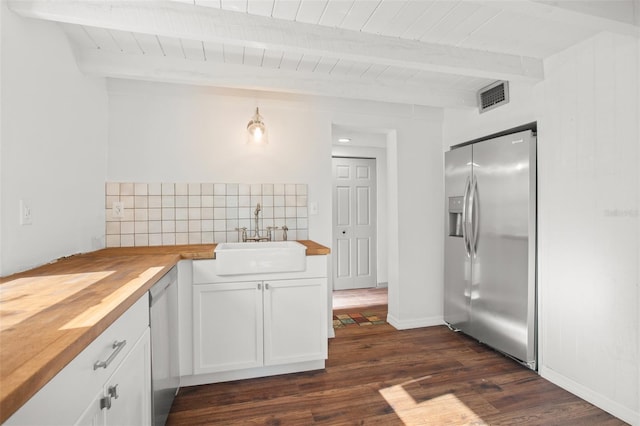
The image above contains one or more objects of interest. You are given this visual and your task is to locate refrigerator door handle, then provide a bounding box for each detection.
[471,177,480,256]
[462,177,471,258]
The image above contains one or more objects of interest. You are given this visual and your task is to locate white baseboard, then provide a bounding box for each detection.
[386,313,445,330]
[540,365,639,425]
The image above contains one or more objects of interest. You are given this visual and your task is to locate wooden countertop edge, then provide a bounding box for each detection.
[0,241,329,423]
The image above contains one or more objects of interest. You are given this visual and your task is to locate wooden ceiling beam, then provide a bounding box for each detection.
[8,0,544,82]
[75,48,479,109]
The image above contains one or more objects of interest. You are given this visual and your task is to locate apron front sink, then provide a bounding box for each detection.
[214,241,307,275]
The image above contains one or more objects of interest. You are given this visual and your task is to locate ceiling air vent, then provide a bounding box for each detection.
[477,81,509,113]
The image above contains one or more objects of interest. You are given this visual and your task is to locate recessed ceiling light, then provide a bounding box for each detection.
[338,138,351,143]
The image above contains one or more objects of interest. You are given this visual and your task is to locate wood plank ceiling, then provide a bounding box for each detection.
[8,0,640,108]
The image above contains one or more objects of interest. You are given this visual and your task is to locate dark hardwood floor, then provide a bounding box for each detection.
[168,296,625,425]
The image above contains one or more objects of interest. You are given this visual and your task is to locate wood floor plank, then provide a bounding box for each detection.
[168,303,626,426]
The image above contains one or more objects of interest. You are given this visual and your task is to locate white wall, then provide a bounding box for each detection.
[537,32,639,425]
[443,81,537,148]
[107,80,445,327]
[0,5,108,275]
[443,31,639,425]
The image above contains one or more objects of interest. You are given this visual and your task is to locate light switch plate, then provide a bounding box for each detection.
[309,201,319,215]
[19,200,32,225]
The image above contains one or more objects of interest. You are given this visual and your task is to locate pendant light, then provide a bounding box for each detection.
[247,107,268,144]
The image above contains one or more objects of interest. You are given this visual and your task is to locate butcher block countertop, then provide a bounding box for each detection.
[0,240,329,423]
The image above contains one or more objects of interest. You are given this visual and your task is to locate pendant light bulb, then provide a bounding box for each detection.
[247,107,268,144]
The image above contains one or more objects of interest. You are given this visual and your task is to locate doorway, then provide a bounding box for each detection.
[332,157,377,290]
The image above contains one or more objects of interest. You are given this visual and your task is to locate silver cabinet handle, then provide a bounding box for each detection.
[93,340,127,370]
[462,177,471,258]
[265,283,269,290]
[108,384,119,400]
[257,283,262,290]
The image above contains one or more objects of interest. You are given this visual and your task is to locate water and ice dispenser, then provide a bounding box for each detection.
[448,196,464,237]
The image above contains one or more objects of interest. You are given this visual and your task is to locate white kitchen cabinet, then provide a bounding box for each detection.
[193,281,263,374]
[193,278,326,375]
[102,329,151,426]
[75,390,105,426]
[74,329,150,426]
[264,278,326,365]
[187,256,328,384]
[4,295,151,426]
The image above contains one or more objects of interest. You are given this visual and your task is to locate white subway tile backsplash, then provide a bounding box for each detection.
[135,183,148,196]
[106,234,121,247]
[121,196,134,209]
[175,195,188,208]
[202,183,214,196]
[162,233,176,245]
[105,182,308,246]
[162,208,175,220]
[214,207,226,220]
[213,196,226,208]
[202,208,214,220]
[239,184,250,196]
[285,184,296,195]
[227,183,239,196]
[135,234,149,246]
[214,183,226,196]
[134,209,148,221]
[188,183,201,196]
[135,221,149,234]
[189,220,201,232]
[121,234,135,247]
[120,183,134,196]
[148,183,162,196]
[121,221,135,234]
[148,196,162,208]
[149,208,162,221]
[188,208,201,220]
[106,196,119,210]
[106,222,120,235]
[175,208,188,221]
[162,183,175,196]
[149,221,162,234]
[176,221,188,233]
[162,221,175,233]
[106,183,120,196]
[175,183,188,196]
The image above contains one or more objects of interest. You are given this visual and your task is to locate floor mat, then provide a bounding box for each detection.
[333,312,386,328]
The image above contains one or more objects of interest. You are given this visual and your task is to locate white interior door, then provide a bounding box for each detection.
[332,157,377,290]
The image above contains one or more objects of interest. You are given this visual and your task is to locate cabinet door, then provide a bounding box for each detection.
[75,390,105,426]
[193,281,263,374]
[263,278,328,365]
[104,329,151,426]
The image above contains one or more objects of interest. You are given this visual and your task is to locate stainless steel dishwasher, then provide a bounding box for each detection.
[149,266,179,426]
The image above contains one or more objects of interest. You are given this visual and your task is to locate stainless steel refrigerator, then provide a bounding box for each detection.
[444,129,537,370]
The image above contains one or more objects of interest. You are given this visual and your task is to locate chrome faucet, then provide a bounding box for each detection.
[246,203,269,242]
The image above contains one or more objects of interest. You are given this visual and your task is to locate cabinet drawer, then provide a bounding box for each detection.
[4,295,149,426]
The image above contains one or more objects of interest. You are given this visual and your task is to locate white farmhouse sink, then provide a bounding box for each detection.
[214,241,307,275]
